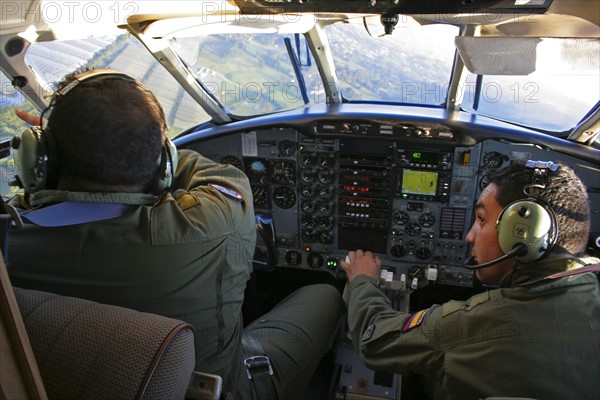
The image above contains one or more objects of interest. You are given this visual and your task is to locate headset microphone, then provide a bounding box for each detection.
[464,244,528,270]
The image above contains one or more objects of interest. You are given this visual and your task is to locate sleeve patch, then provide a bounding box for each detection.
[362,325,375,342]
[209,183,243,200]
[402,309,428,332]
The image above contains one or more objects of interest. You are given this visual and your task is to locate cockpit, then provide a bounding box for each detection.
[1,1,599,399]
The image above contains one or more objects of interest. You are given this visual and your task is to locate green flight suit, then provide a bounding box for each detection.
[346,257,600,400]
[7,149,344,398]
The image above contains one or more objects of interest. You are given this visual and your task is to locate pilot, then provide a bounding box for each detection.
[341,161,600,399]
[6,69,344,399]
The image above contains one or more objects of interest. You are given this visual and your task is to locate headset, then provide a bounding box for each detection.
[466,160,559,270]
[10,69,178,195]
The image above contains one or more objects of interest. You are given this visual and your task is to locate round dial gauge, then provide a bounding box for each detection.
[319,231,333,245]
[483,151,505,169]
[479,175,491,191]
[271,160,296,185]
[252,186,271,209]
[301,230,316,243]
[278,140,297,157]
[393,210,410,225]
[318,153,335,168]
[300,169,317,184]
[319,187,333,201]
[307,252,324,268]
[419,212,436,227]
[301,185,314,200]
[220,155,243,170]
[390,244,406,258]
[405,222,422,237]
[272,186,297,209]
[300,152,317,167]
[301,215,316,229]
[301,200,316,214]
[318,170,334,185]
[285,250,302,266]
[316,216,334,231]
[416,247,432,260]
[317,201,334,215]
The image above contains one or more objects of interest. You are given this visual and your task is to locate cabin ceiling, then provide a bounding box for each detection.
[230,0,554,16]
[1,0,597,42]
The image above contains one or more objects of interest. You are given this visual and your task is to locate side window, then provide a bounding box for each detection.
[0,71,36,197]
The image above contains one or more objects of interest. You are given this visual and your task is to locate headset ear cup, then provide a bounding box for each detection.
[496,200,555,263]
[11,127,48,193]
[150,138,178,194]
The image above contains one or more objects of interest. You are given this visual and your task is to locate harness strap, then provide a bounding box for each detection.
[241,330,278,400]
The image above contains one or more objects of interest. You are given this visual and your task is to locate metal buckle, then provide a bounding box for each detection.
[244,355,273,380]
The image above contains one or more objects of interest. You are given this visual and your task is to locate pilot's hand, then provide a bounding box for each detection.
[340,249,382,283]
[15,108,43,126]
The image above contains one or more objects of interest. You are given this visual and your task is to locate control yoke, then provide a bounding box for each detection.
[253,213,278,272]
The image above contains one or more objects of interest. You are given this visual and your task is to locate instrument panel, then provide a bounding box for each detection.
[185,123,600,288]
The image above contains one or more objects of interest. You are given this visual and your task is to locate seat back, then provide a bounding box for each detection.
[13,287,196,400]
[0,255,46,400]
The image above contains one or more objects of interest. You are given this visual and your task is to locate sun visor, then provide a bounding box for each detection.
[455,36,540,75]
[456,37,600,76]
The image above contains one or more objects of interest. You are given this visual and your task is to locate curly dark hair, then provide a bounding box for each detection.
[488,161,590,255]
[44,70,166,191]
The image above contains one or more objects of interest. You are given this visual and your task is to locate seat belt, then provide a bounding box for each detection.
[241,330,278,400]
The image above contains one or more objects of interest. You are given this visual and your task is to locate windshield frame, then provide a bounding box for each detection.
[7,7,598,140]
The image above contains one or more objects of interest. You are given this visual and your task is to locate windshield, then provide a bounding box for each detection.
[20,15,600,136]
[23,34,210,137]
[170,33,325,116]
[326,21,459,105]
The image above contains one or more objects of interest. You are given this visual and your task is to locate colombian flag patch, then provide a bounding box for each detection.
[402,309,428,332]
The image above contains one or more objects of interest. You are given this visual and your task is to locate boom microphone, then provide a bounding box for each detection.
[464,243,528,270]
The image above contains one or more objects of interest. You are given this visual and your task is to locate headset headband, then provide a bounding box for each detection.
[43,69,138,123]
[523,160,559,198]
[55,69,133,97]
